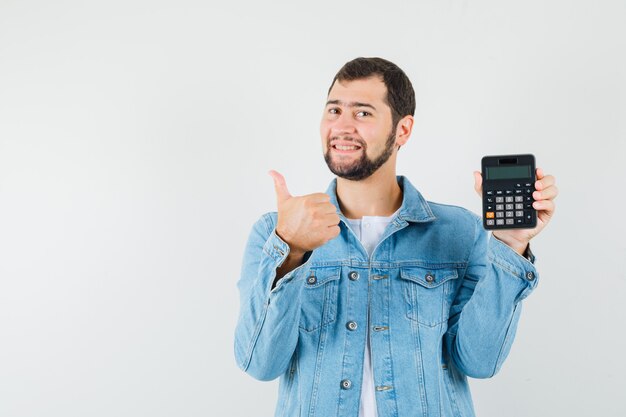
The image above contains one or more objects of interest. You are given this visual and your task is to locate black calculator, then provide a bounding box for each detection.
[481,154,537,230]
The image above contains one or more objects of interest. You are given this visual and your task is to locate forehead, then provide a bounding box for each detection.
[327,76,389,108]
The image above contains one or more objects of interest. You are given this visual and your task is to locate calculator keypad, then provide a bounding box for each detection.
[484,182,535,229]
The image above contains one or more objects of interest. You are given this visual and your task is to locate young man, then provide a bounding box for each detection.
[234,57,558,417]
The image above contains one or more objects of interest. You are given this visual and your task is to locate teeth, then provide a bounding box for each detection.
[335,145,360,151]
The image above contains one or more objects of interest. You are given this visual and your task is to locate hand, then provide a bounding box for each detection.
[473,168,558,255]
[268,170,341,254]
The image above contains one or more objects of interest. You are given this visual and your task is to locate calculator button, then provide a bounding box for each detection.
[505,190,513,195]
[525,196,533,203]
[486,204,494,211]
[486,190,494,196]
[506,219,514,225]
[525,212,533,223]
[516,218,524,225]
[496,212,504,218]
[496,190,504,195]
[515,183,523,188]
[496,219,504,225]
[495,204,504,211]
[486,197,494,203]
[515,196,523,202]
[515,189,523,195]
[515,210,523,217]
[505,196,513,203]
[525,182,533,188]
[525,188,533,195]
[515,203,523,210]
[506,211,514,218]
[486,219,495,226]
[525,203,533,210]
[486,212,495,219]
[495,197,504,203]
[505,204,513,210]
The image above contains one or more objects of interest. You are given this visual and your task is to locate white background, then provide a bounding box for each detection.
[1,1,625,416]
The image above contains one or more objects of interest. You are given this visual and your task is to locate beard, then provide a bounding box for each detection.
[323,130,396,181]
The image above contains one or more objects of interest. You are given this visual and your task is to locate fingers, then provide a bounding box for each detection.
[535,199,556,224]
[317,203,339,216]
[532,199,555,212]
[533,168,558,201]
[532,167,557,220]
[535,174,556,191]
[533,184,559,201]
[307,192,332,204]
[536,167,545,180]
[321,211,340,224]
[268,170,292,204]
[327,224,341,239]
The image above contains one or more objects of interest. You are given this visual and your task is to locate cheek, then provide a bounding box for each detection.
[319,134,328,153]
[319,120,327,135]
[320,122,331,146]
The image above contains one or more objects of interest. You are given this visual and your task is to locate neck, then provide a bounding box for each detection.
[336,163,403,219]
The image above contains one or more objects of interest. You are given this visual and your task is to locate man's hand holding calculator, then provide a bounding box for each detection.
[473,167,558,257]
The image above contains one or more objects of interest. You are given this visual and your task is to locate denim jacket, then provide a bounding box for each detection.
[234,175,539,417]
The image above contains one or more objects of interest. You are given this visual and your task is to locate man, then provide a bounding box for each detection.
[234,57,558,417]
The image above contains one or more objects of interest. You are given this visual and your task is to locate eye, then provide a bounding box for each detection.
[328,107,340,115]
[356,110,371,117]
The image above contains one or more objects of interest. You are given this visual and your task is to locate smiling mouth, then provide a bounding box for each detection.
[331,144,362,154]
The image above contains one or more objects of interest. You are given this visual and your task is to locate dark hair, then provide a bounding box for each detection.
[328,57,416,131]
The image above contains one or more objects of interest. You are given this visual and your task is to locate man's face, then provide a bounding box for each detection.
[320,76,397,181]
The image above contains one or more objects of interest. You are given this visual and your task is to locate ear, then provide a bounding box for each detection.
[394,115,414,147]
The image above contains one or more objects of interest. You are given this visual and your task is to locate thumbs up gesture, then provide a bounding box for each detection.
[268,170,341,255]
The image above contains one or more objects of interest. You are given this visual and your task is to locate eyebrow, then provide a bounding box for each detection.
[325,99,377,111]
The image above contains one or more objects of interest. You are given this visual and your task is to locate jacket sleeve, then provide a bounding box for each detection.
[233,213,313,381]
[444,213,539,379]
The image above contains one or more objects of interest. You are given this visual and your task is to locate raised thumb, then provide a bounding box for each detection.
[268,170,292,204]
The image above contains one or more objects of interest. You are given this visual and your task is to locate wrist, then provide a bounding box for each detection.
[275,228,304,254]
[492,232,529,257]
[286,248,306,261]
[274,226,312,260]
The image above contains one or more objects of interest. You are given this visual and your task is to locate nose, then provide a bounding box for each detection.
[330,112,356,136]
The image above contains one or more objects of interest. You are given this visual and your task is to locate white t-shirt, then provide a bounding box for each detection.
[345,208,399,417]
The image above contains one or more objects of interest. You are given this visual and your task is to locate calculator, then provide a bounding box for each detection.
[481,154,537,230]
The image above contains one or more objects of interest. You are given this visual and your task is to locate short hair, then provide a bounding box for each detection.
[328,57,416,130]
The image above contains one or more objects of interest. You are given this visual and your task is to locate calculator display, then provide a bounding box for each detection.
[485,165,531,180]
[481,154,537,230]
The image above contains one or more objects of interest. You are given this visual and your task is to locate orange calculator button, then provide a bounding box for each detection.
[486,212,495,219]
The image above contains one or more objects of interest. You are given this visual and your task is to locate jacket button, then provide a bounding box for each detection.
[526,271,535,281]
[307,275,317,285]
[425,273,435,283]
[346,321,358,331]
[341,379,352,389]
[349,271,359,281]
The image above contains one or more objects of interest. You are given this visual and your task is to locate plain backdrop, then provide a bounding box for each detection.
[1,1,625,416]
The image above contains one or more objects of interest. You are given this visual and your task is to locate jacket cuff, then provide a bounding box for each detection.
[263,228,291,265]
[488,235,539,300]
[524,244,536,264]
[262,228,312,293]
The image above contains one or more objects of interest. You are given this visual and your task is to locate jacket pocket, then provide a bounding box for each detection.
[299,266,341,332]
[399,266,458,327]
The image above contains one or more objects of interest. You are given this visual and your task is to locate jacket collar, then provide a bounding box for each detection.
[325,175,437,223]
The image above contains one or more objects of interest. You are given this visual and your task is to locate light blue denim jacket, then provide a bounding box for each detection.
[235,175,539,417]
